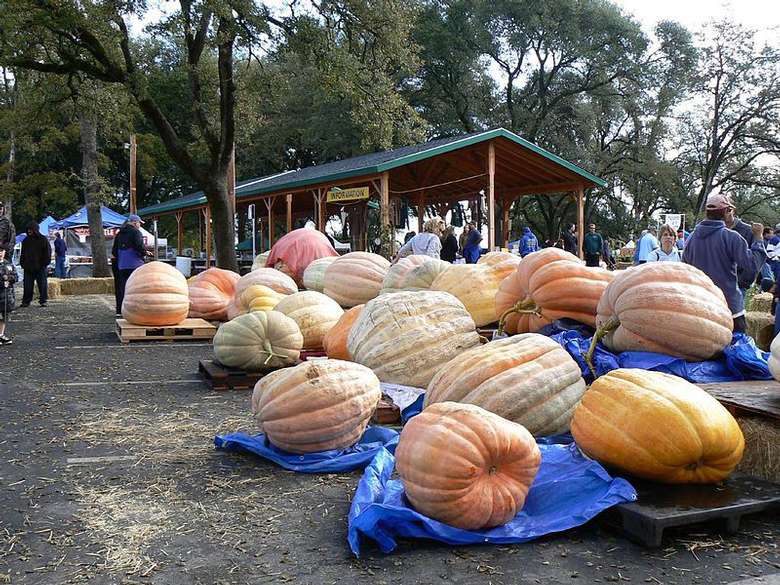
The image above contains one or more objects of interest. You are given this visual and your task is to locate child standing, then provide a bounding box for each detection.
[0,247,16,344]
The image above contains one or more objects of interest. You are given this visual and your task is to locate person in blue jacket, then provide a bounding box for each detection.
[112,214,148,316]
[462,221,482,263]
[683,192,765,333]
[517,226,539,257]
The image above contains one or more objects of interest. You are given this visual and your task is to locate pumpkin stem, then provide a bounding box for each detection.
[496,299,538,336]
[584,316,620,378]
[262,341,285,367]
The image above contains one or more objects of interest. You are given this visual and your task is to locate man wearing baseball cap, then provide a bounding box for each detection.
[683,192,765,332]
[0,201,15,257]
[112,214,147,317]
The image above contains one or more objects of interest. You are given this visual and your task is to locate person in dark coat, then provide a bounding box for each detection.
[462,221,482,263]
[440,225,458,262]
[562,223,578,255]
[0,201,15,257]
[112,214,147,316]
[0,247,16,344]
[583,223,604,267]
[20,222,51,307]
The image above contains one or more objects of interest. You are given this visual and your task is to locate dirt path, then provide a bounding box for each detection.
[0,294,778,584]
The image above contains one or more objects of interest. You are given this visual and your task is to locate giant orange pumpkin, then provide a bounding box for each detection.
[122,261,189,326]
[322,252,390,307]
[251,359,381,453]
[188,267,240,321]
[495,248,613,334]
[265,228,339,286]
[322,304,364,360]
[396,402,541,529]
[571,369,744,484]
[424,334,586,436]
[591,262,733,361]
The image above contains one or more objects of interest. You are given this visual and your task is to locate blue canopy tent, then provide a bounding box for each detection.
[55,205,128,229]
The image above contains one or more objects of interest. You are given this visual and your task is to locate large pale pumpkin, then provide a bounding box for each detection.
[251,359,381,453]
[240,285,286,313]
[303,257,337,292]
[347,291,482,387]
[251,251,271,271]
[323,305,364,360]
[235,267,298,300]
[399,258,449,291]
[477,250,521,279]
[212,311,303,371]
[272,291,344,349]
[121,261,189,326]
[382,255,435,294]
[431,264,507,327]
[396,401,541,530]
[571,369,744,484]
[592,262,733,361]
[424,334,586,436]
[188,267,240,321]
[323,252,390,307]
[495,248,613,334]
[769,335,780,382]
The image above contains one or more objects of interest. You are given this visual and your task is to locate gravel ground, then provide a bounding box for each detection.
[0,293,778,585]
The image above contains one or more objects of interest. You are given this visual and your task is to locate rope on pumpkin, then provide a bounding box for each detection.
[584,316,620,377]
[496,298,541,336]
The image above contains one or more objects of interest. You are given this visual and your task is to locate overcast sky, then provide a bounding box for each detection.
[615,0,780,42]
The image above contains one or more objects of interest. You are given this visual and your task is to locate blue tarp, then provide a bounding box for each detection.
[550,330,772,384]
[348,441,636,556]
[55,205,128,229]
[214,426,399,473]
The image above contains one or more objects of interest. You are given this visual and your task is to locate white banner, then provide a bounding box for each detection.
[660,214,684,231]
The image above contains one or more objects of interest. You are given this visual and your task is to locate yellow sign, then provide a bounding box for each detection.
[326,187,369,203]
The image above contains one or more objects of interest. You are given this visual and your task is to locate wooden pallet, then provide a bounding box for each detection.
[698,380,780,421]
[116,318,216,343]
[198,360,269,391]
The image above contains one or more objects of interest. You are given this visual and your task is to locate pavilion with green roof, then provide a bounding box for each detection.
[138,128,606,258]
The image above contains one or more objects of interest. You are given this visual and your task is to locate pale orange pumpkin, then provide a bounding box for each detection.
[121,261,189,326]
[424,334,586,436]
[235,267,298,299]
[591,262,733,361]
[302,257,337,292]
[188,267,240,321]
[571,368,745,484]
[251,359,381,453]
[323,305,364,360]
[477,250,521,279]
[382,255,436,294]
[495,248,613,334]
[272,291,344,349]
[323,251,390,307]
[396,401,541,529]
[430,264,508,327]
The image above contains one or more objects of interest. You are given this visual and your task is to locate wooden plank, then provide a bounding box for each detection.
[487,141,496,250]
[698,381,780,421]
[116,318,216,343]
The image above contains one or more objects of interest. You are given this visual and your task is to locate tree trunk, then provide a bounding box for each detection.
[4,130,14,220]
[204,181,238,272]
[79,112,111,277]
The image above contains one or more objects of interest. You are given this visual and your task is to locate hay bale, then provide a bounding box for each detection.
[746,311,775,351]
[750,292,774,314]
[47,278,63,299]
[58,277,115,296]
[736,415,780,483]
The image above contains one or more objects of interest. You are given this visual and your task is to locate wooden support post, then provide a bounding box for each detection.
[487,141,496,251]
[286,193,292,233]
[502,199,511,246]
[264,197,275,246]
[318,189,326,233]
[380,172,390,230]
[175,211,184,255]
[203,207,212,266]
[576,186,585,260]
[129,134,137,214]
